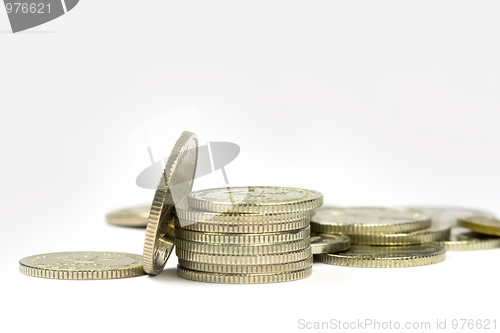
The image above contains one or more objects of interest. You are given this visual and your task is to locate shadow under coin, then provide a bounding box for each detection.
[0,31,56,34]
[148,267,186,283]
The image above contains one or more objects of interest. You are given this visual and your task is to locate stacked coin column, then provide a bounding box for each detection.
[174,187,323,284]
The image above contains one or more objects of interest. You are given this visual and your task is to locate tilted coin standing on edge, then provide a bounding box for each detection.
[311,207,431,235]
[458,216,500,237]
[143,131,198,275]
[310,233,351,254]
[315,244,446,268]
[19,252,145,280]
[187,186,323,214]
[106,204,151,227]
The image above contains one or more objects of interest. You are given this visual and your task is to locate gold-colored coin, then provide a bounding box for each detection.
[458,216,500,236]
[177,265,312,284]
[188,186,323,214]
[175,247,312,265]
[178,255,314,274]
[311,207,431,235]
[106,205,150,227]
[19,252,145,280]
[315,244,446,268]
[433,227,500,251]
[310,233,350,254]
[175,237,310,255]
[348,223,450,245]
[175,226,310,244]
[143,131,198,275]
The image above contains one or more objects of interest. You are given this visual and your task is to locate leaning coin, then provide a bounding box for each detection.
[178,255,314,274]
[175,237,310,255]
[315,244,446,268]
[407,206,495,227]
[143,131,198,275]
[177,265,312,284]
[348,222,450,245]
[175,226,310,245]
[311,207,431,235]
[19,252,145,280]
[433,227,500,251]
[106,205,150,227]
[188,186,323,214]
[310,233,350,254]
[458,216,500,236]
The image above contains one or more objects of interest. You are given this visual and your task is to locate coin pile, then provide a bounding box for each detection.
[173,186,323,283]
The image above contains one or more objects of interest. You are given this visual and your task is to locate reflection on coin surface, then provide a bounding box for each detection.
[143,131,198,275]
[310,233,351,254]
[458,216,500,236]
[407,206,495,227]
[188,186,323,213]
[311,207,430,235]
[315,244,446,268]
[106,205,150,227]
[433,227,500,251]
[19,252,145,280]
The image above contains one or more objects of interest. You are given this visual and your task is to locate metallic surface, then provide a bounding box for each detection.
[407,206,495,227]
[143,131,198,275]
[310,233,351,254]
[433,227,500,251]
[178,216,310,233]
[311,207,430,235]
[458,216,500,236]
[316,244,446,268]
[188,186,323,213]
[348,223,450,245]
[19,252,145,280]
[177,265,312,284]
[106,205,150,227]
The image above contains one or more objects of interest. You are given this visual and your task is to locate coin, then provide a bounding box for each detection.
[311,207,431,235]
[458,216,500,236]
[175,226,310,244]
[315,244,446,268]
[106,205,150,227]
[433,227,500,251]
[177,265,312,284]
[187,186,323,214]
[175,247,312,265]
[19,252,145,280]
[407,206,495,227]
[143,131,198,275]
[175,237,310,255]
[310,233,351,254]
[348,223,450,245]
[178,255,314,274]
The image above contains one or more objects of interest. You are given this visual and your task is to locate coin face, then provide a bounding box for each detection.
[407,206,495,227]
[310,234,350,254]
[458,216,500,236]
[19,252,145,280]
[188,186,323,213]
[106,205,150,227]
[315,244,446,268]
[311,207,431,235]
[143,132,198,275]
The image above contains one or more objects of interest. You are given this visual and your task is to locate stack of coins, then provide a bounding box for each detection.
[174,186,323,283]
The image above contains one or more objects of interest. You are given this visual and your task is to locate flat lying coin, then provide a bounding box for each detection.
[106,205,150,227]
[458,216,500,236]
[348,222,450,245]
[178,255,314,274]
[175,226,310,244]
[407,206,495,227]
[188,186,323,214]
[178,216,310,233]
[19,252,145,280]
[315,244,446,268]
[310,233,350,254]
[175,237,310,255]
[433,227,500,251]
[143,131,198,275]
[177,265,312,284]
[311,207,431,235]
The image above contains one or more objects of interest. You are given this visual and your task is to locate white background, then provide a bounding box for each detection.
[1,1,500,332]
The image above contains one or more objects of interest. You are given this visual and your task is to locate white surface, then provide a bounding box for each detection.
[1,1,500,332]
